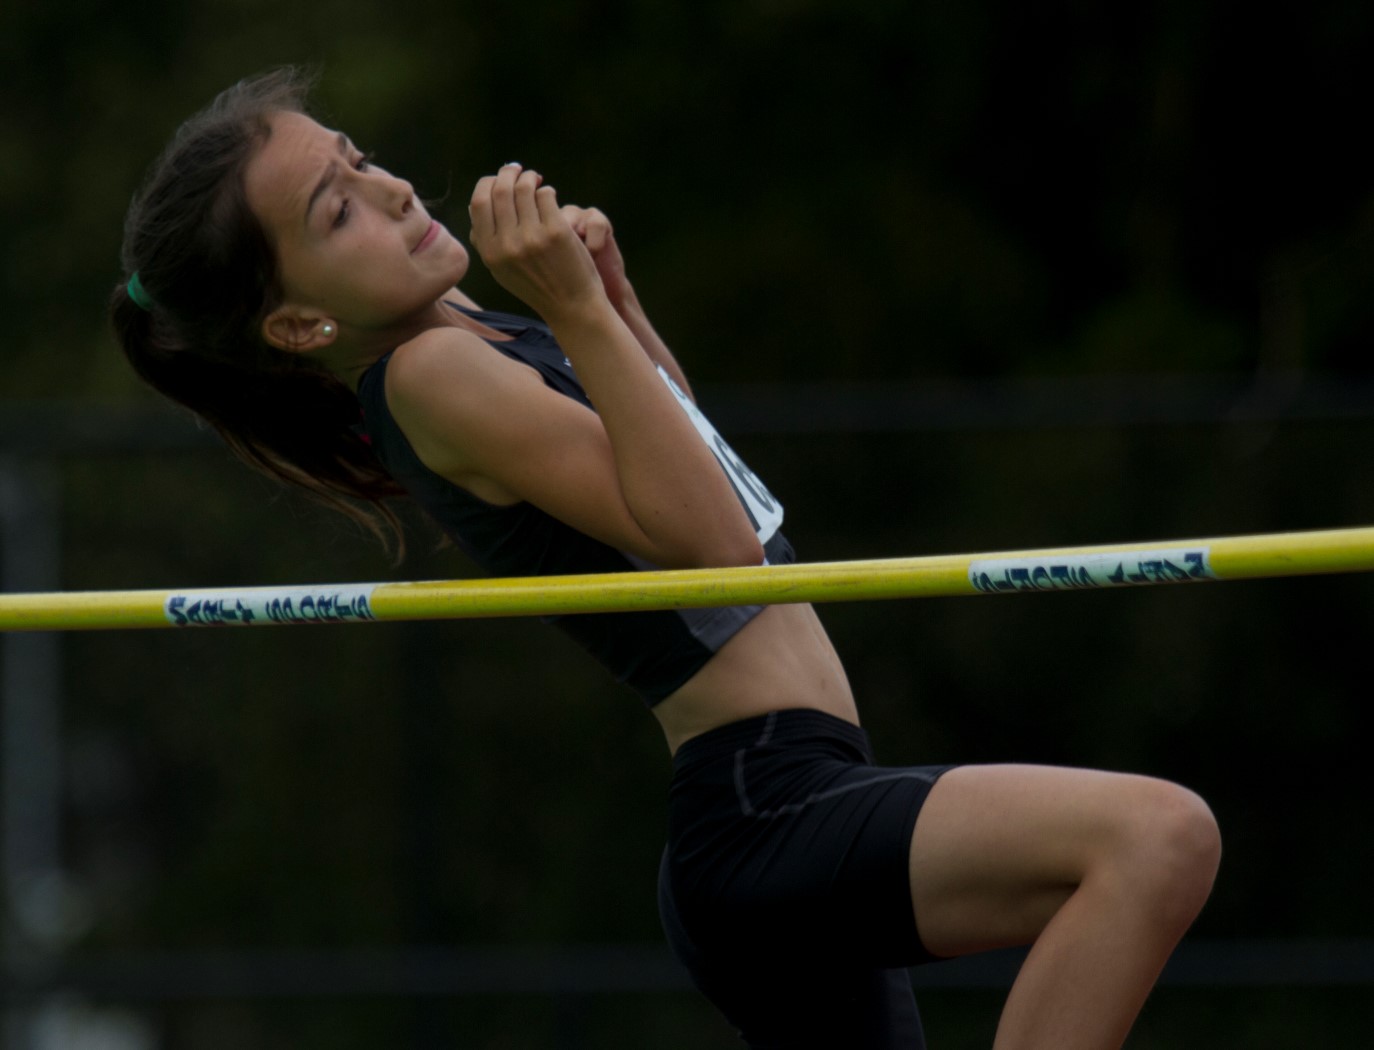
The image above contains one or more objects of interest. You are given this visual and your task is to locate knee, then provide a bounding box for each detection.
[1118,778,1221,925]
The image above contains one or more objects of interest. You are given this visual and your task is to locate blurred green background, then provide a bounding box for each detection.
[4,0,1374,1046]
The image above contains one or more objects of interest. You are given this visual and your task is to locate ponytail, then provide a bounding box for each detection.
[111,67,407,556]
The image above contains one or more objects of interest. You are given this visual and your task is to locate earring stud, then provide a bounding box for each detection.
[321,323,335,338]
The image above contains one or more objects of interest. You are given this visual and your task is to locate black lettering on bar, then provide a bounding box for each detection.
[975,550,1213,594]
[165,589,377,627]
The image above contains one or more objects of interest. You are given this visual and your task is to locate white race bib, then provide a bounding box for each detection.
[658,366,783,542]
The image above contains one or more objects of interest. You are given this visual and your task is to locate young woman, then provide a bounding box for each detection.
[112,68,1220,1049]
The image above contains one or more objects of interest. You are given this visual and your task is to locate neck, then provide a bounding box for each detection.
[323,296,477,389]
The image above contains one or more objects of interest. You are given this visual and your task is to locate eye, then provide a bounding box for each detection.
[331,151,376,229]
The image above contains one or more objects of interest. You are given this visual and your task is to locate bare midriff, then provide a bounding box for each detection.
[652,603,860,755]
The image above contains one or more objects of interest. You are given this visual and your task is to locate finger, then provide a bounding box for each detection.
[582,208,612,250]
[535,182,564,227]
[513,168,544,227]
[559,205,585,236]
[467,174,498,242]
[582,218,608,253]
[490,162,524,231]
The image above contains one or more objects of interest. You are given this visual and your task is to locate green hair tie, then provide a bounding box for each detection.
[126,272,154,312]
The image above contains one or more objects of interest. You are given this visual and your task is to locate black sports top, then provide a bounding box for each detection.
[355,305,795,705]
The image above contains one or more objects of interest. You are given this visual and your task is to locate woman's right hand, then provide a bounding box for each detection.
[454,166,764,572]
[468,164,605,322]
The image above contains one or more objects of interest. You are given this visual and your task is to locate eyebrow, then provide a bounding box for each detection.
[303,132,351,228]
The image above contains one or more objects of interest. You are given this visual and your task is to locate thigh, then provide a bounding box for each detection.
[666,711,952,966]
[661,850,928,1050]
[908,764,1189,957]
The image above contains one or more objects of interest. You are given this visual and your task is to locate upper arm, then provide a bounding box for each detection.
[383,330,686,565]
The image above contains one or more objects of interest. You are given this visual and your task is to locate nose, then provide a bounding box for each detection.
[365,168,414,218]
[386,172,415,217]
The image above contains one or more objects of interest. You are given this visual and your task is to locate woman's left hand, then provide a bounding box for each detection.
[561,205,632,305]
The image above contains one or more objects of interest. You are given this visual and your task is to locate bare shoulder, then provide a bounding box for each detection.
[387,327,501,392]
[380,326,543,490]
[386,326,538,413]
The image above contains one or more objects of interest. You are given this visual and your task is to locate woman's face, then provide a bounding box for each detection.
[244,110,469,331]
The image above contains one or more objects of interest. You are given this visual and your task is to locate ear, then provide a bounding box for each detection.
[261,306,337,354]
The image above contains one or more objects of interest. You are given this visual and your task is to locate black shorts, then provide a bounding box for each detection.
[658,708,953,1050]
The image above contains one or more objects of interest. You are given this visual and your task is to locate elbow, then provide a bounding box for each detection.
[651,529,764,571]
[731,534,768,568]
[639,505,766,569]
[682,531,766,570]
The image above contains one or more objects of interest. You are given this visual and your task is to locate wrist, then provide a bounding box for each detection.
[535,288,618,329]
[605,279,640,316]
[541,293,624,340]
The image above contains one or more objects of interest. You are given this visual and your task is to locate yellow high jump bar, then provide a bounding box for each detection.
[2,526,1373,633]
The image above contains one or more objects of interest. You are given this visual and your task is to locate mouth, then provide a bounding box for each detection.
[412,220,441,254]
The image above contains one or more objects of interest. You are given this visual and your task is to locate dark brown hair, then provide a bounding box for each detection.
[111,67,406,554]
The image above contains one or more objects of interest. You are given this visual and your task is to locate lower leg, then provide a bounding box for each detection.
[910,766,1220,1050]
[990,862,1200,1048]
